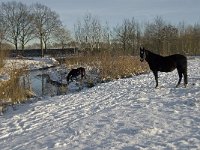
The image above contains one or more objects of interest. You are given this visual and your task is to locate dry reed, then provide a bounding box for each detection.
[0,68,29,104]
[0,48,30,105]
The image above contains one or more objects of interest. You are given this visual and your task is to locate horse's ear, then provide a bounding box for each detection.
[140,47,143,50]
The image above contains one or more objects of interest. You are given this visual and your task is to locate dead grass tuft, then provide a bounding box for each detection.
[0,68,29,104]
[0,48,9,69]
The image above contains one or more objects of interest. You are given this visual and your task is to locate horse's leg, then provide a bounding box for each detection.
[176,69,182,87]
[183,70,188,87]
[84,70,86,79]
[80,71,86,79]
[71,76,74,82]
[81,73,83,79]
[153,71,158,88]
[66,75,70,84]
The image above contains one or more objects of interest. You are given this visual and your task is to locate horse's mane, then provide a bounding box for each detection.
[145,49,164,60]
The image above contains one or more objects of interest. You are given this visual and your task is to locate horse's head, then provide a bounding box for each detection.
[140,47,146,62]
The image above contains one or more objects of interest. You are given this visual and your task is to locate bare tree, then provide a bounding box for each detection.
[101,21,112,51]
[143,16,166,54]
[113,20,128,53]
[32,3,62,57]
[143,17,180,55]
[0,1,27,52]
[0,13,7,49]
[177,21,187,54]
[192,23,200,55]
[113,18,140,54]
[160,24,178,54]
[53,26,71,49]
[18,4,35,51]
[181,23,200,55]
[74,13,103,52]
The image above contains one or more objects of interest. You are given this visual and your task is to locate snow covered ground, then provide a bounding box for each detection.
[4,57,59,70]
[0,57,59,81]
[0,57,200,150]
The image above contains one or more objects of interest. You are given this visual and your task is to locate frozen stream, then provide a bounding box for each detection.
[28,68,68,97]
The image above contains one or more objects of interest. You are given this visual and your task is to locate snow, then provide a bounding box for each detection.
[1,57,59,82]
[5,57,59,70]
[1,57,200,149]
[0,57,59,81]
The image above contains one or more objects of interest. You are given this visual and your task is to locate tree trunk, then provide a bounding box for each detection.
[44,41,47,55]
[40,35,43,57]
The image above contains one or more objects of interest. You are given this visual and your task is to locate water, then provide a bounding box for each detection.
[23,66,97,98]
[27,69,68,97]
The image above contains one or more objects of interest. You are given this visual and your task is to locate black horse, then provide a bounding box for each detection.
[66,67,86,84]
[140,47,188,88]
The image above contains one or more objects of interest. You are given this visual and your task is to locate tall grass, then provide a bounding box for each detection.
[0,48,8,69]
[0,68,28,104]
[0,48,30,106]
[65,51,149,81]
[99,53,148,80]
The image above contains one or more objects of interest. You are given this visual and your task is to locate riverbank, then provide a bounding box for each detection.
[0,57,60,113]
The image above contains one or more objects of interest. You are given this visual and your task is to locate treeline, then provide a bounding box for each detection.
[75,14,200,55]
[0,1,71,57]
[1,1,200,56]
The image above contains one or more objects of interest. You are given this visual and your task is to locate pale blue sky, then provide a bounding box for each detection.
[1,0,200,30]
